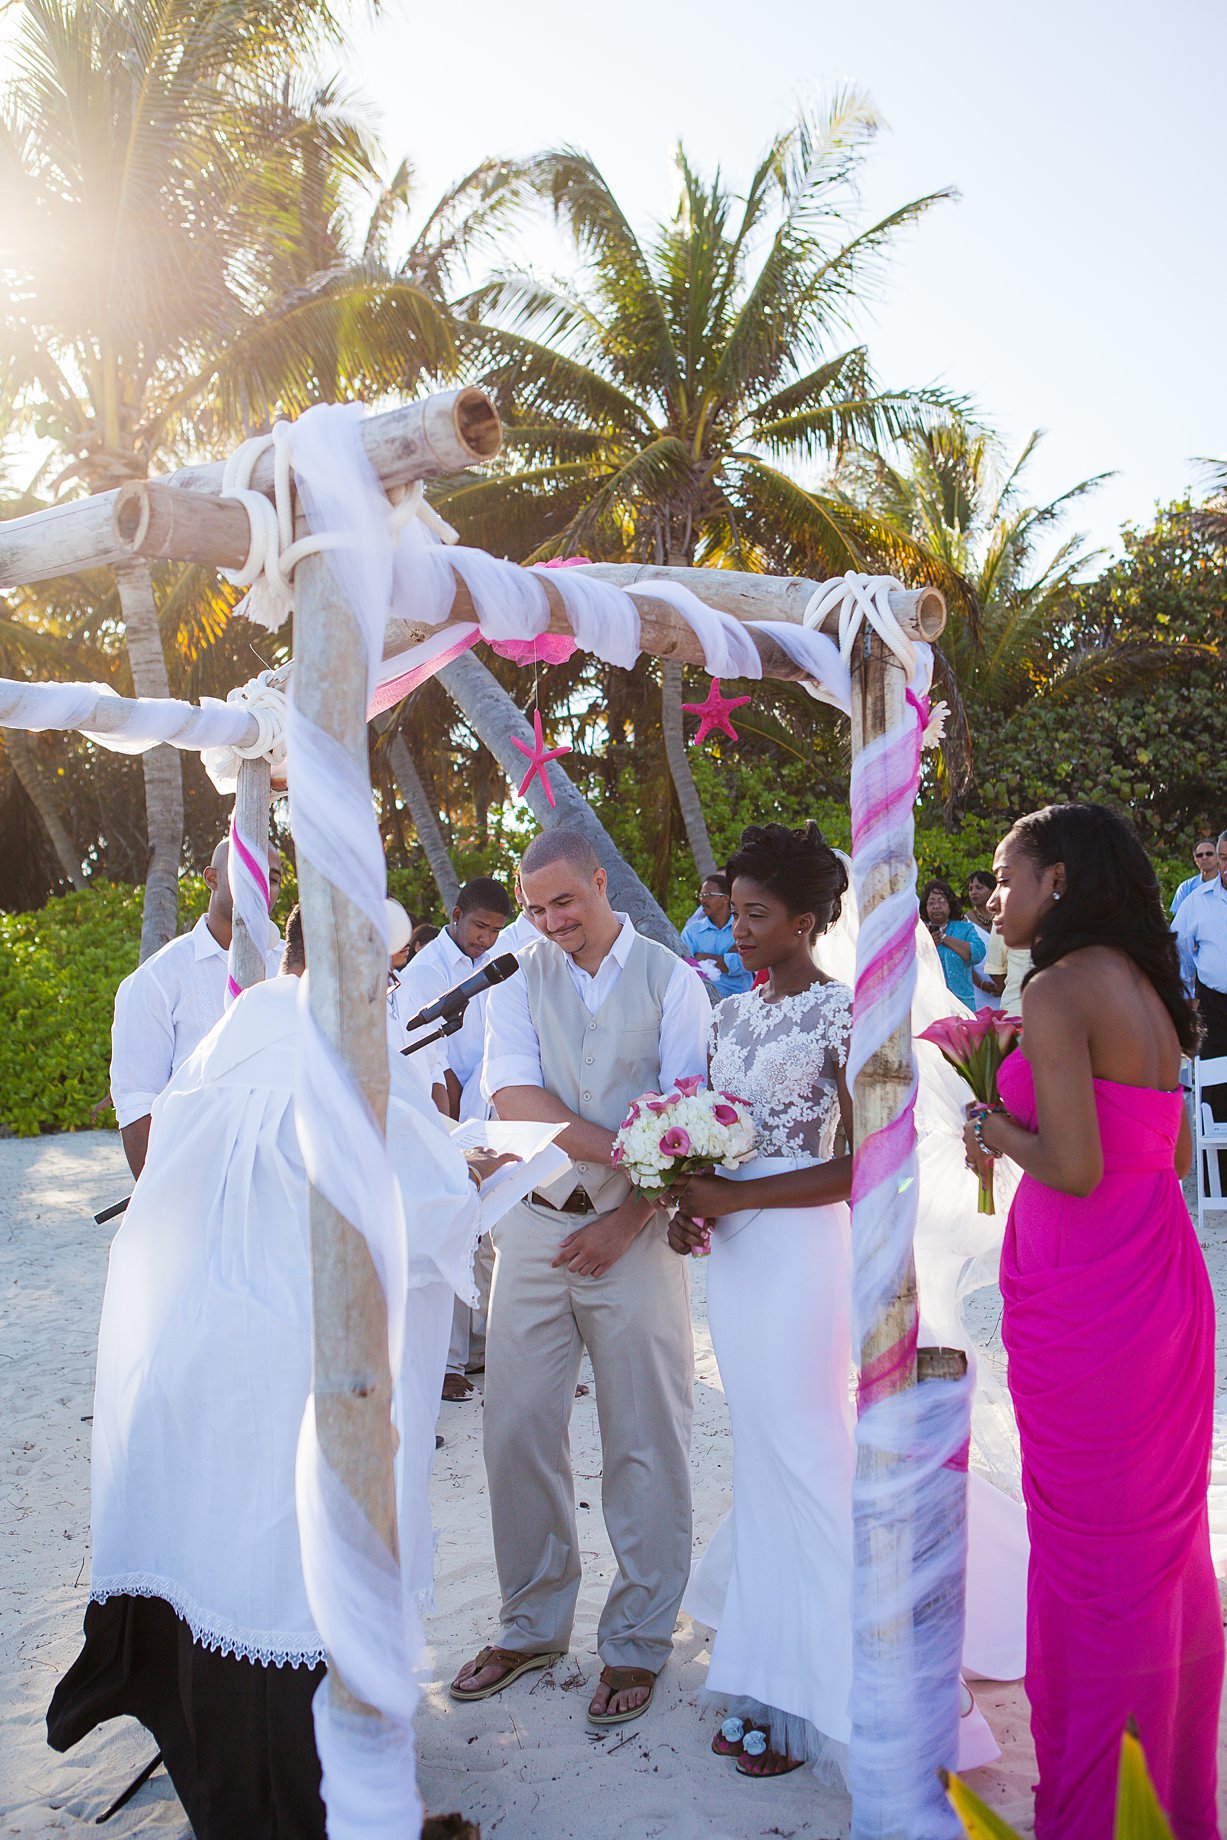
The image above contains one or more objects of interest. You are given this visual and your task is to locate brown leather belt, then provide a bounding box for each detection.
[531,1187,596,1215]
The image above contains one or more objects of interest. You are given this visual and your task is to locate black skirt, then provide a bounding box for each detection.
[47,1594,326,1840]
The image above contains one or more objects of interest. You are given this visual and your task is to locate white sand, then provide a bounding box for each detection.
[2,1130,1225,1836]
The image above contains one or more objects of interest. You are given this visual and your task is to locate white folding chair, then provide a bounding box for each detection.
[1192,1054,1227,1233]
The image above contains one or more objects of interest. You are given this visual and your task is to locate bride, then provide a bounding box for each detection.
[669,821,856,1779]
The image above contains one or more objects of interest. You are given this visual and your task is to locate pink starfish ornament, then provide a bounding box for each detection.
[511,708,572,808]
[681,677,751,748]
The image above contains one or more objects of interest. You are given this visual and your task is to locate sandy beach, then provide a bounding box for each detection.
[3,1130,1225,1837]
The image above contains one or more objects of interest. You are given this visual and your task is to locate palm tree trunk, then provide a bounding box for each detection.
[438,648,685,953]
[661,658,717,879]
[6,730,87,889]
[385,728,460,909]
[114,559,184,961]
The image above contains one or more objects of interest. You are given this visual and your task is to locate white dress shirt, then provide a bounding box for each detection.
[482,914,711,1102]
[1175,877,1227,996]
[501,910,543,953]
[396,925,504,1120]
[110,915,282,1128]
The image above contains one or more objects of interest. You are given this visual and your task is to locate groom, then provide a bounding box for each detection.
[450,829,709,1725]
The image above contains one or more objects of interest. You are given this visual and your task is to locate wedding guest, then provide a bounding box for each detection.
[966,868,998,999]
[983,920,1032,1015]
[406,920,439,959]
[449,829,708,1727]
[1174,830,1227,1185]
[384,898,414,1024]
[502,869,546,952]
[920,878,985,1009]
[398,876,512,1400]
[965,803,1220,1839]
[1170,834,1219,917]
[110,836,283,1177]
[681,872,752,997]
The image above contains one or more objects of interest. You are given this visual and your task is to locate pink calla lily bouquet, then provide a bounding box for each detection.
[612,1079,757,1253]
[916,1010,1022,1214]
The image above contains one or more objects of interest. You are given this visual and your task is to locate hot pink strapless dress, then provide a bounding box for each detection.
[998,1050,1222,1839]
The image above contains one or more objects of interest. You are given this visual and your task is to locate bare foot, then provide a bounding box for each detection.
[587,1668,655,1722]
[441,1373,474,1402]
[736,1747,803,1777]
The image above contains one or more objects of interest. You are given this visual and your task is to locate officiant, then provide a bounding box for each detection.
[449,829,709,1729]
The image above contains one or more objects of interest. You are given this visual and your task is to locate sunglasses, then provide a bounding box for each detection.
[1196,849,1216,859]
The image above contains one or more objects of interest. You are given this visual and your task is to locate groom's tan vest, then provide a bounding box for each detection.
[522,930,677,1212]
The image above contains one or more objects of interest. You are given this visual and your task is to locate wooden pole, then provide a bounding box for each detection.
[846,612,953,1836]
[230,756,273,991]
[96,485,947,683]
[292,547,398,1727]
[0,387,500,590]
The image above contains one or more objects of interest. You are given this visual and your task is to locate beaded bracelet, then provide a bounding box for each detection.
[972,1108,1003,1159]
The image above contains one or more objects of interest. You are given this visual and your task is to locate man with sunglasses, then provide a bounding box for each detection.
[1171,835,1219,917]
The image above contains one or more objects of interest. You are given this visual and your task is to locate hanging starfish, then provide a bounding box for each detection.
[511,708,572,808]
[682,677,752,748]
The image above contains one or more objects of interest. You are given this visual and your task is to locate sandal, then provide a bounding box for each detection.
[587,1664,657,1727]
[711,1715,768,1757]
[441,1373,475,1402]
[735,1730,804,1777]
[448,1644,564,1702]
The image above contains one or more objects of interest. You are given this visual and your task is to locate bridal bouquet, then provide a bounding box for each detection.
[916,1009,1022,1214]
[611,1077,757,1253]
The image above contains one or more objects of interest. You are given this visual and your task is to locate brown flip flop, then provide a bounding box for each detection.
[587,1664,657,1727]
[448,1644,563,1702]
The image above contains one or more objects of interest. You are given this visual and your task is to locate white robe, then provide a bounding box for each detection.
[89,975,479,1664]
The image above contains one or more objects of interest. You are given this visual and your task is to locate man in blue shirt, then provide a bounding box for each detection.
[681,873,752,998]
[1170,835,1220,917]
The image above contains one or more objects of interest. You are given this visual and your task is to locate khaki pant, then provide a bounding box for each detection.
[445,1232,495,1376]
[483,1197,694,1672]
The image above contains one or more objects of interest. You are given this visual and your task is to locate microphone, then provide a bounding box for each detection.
[403,952,520,1031]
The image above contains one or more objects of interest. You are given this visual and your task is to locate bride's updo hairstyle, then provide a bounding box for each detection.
[1010,802,1200,1055]
[725,821,849,941]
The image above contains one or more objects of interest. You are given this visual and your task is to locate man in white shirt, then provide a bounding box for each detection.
[450,829,709,1728]
[501,871,544,953]
[397,876,513,1397]
[1175,832,1227,1185]
[983,923,1032,1015]
[110,836,283,1177]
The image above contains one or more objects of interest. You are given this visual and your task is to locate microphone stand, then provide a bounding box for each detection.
[399,1010,466,1057]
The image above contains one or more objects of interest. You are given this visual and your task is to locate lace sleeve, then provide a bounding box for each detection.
[825,982,853,1069]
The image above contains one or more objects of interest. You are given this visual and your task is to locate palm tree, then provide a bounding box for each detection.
[0,0,467,954]
[438,93,959,878]
[849,424,1209,813]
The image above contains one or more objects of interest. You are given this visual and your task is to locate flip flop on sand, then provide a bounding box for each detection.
[448,1645,564,1702]
[441,1373,475,1402]
[587,1665,657,1727]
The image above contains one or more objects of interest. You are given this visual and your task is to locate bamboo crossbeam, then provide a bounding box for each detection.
[96,485,947,678]
[0,388,500,590]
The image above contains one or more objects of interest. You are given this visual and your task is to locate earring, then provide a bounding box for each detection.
[1052,891,1062,902]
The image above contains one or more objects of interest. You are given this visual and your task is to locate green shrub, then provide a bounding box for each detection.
[0,879,209,1137]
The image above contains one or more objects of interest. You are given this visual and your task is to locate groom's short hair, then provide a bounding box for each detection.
[520,829,601,881]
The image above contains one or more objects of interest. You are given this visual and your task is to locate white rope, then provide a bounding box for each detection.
[800,572,949,749]
[804,571,919,675]
[218,426,454,633]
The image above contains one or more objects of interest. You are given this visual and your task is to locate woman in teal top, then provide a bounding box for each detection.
[920,878,986,1009]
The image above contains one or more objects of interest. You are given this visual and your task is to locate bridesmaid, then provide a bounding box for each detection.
[964,803,1221,1839]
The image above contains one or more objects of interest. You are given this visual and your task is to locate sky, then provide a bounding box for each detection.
[337,0,1226,564]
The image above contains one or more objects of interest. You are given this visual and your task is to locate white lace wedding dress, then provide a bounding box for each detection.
[684,976,1010,1779]
[685,978,856,1777]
